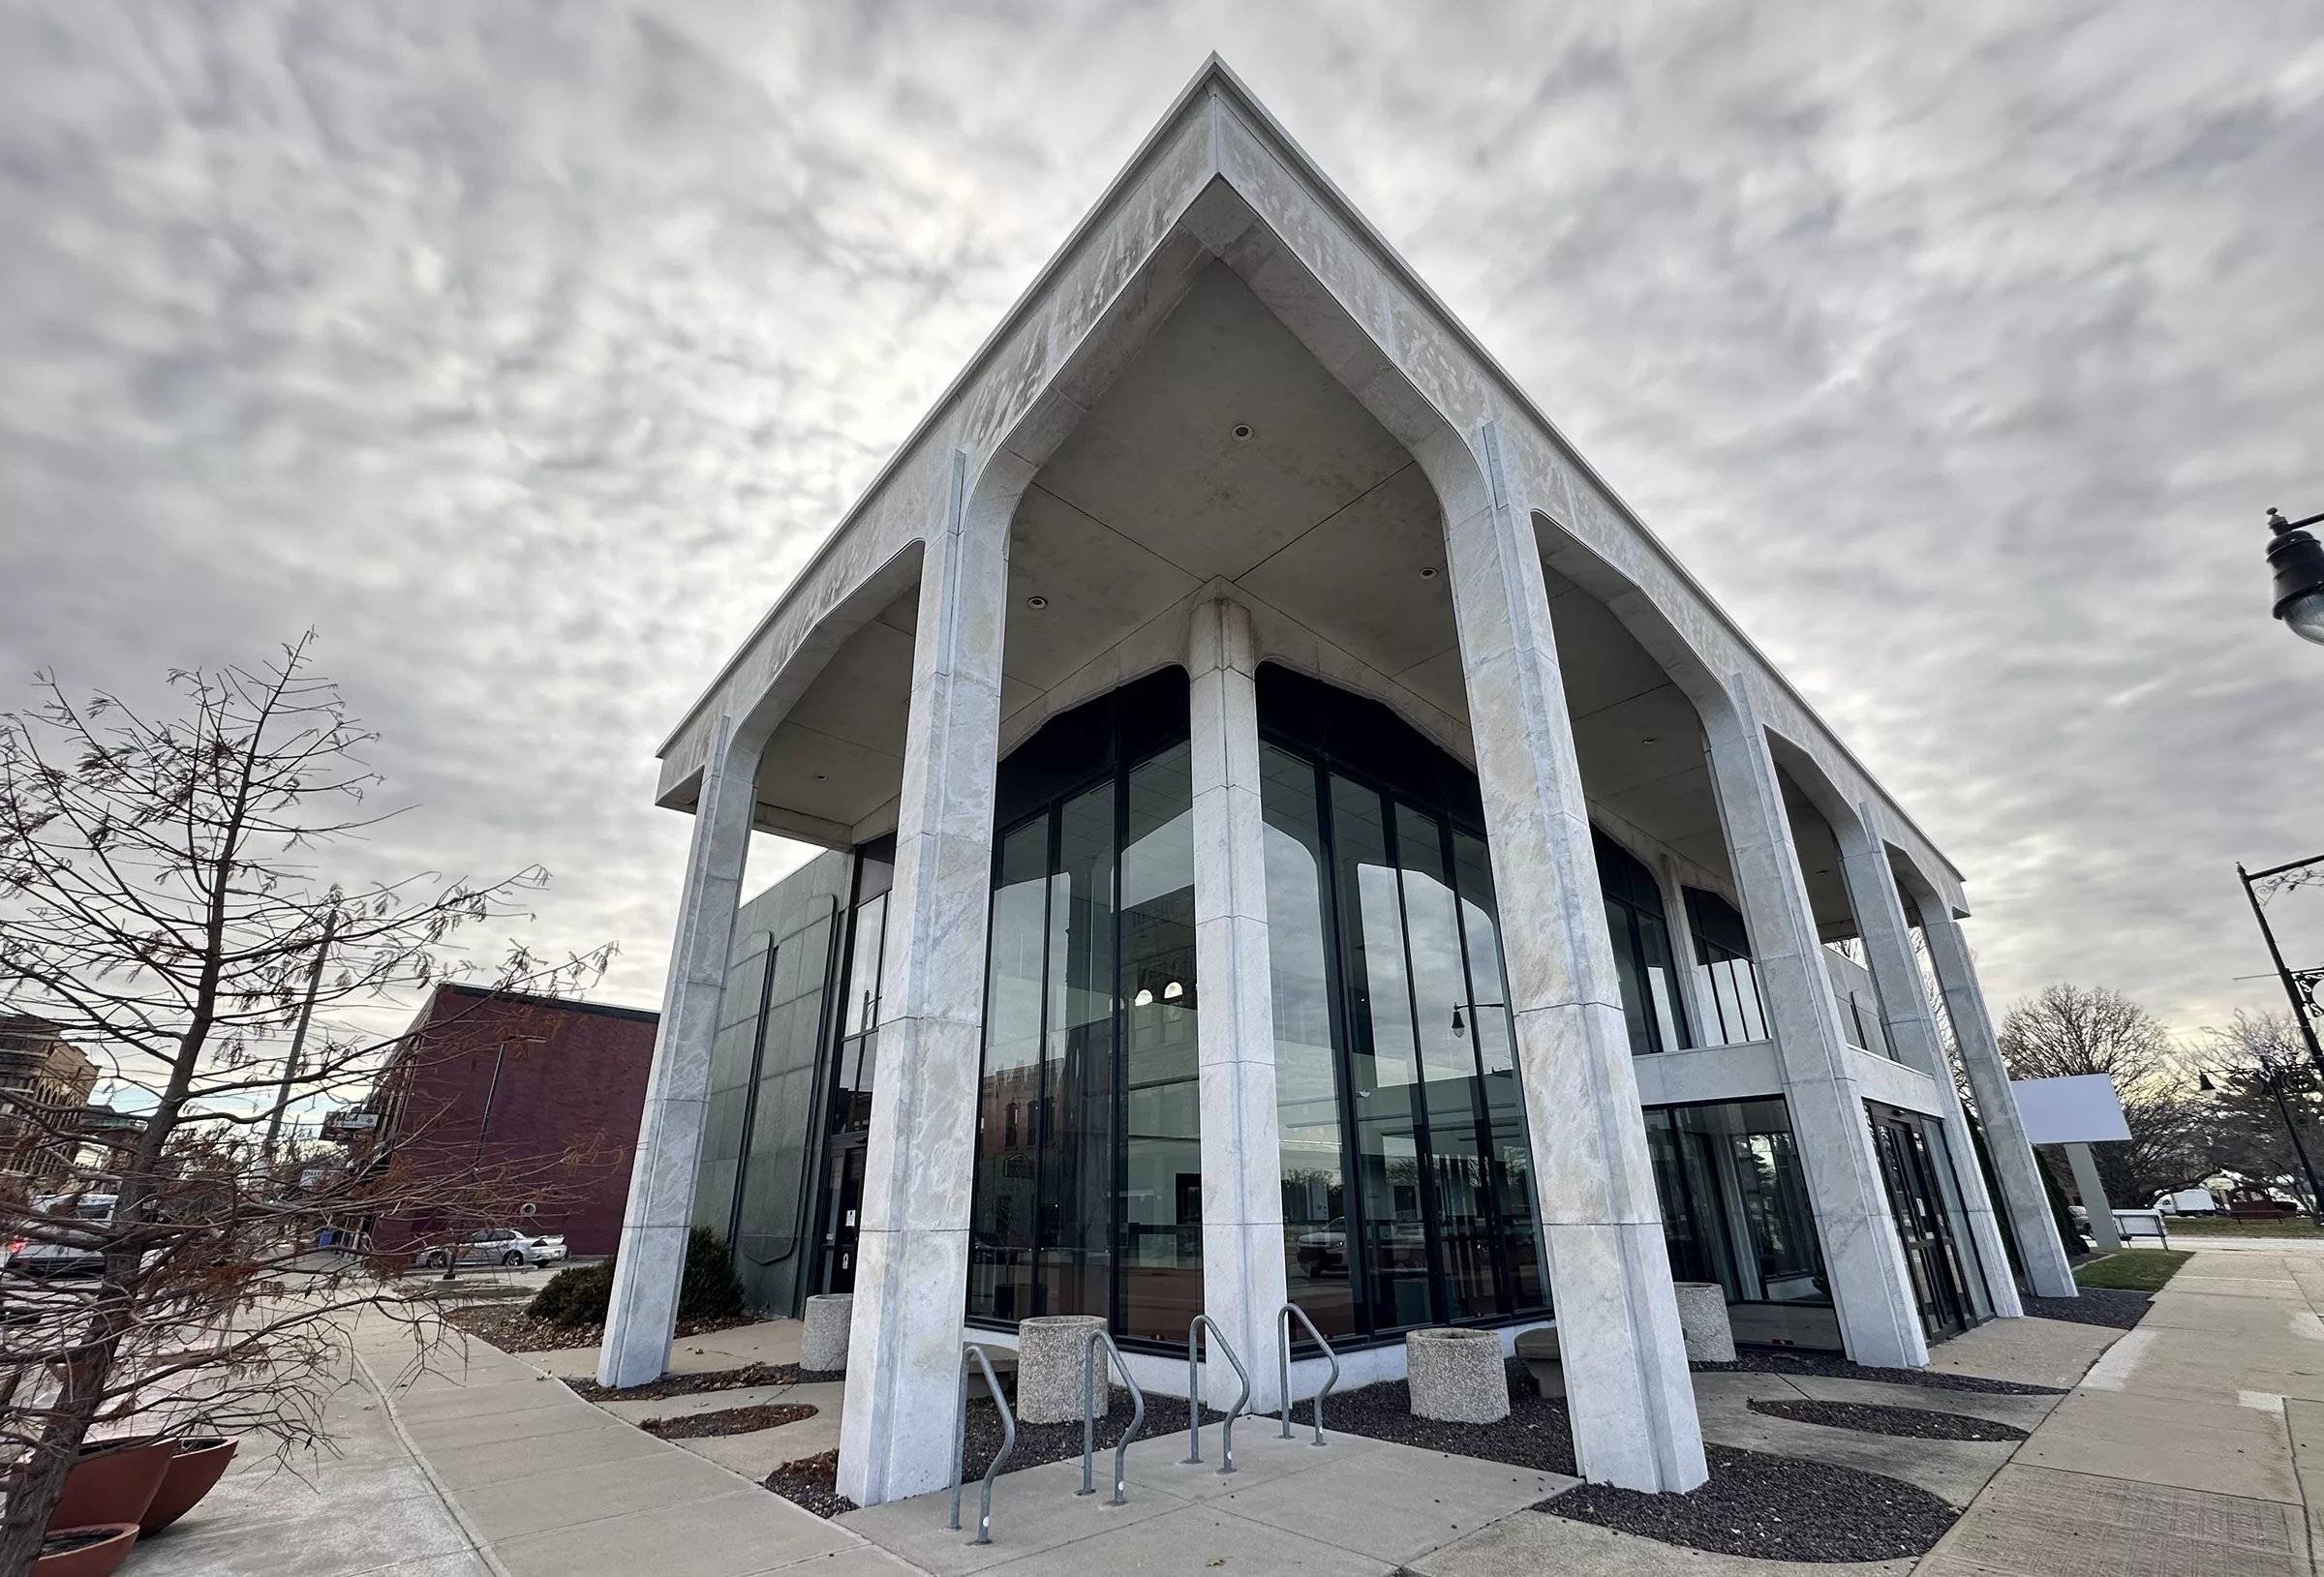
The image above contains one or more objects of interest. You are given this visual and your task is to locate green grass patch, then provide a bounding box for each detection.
[2075,1249,2192,1292]
[2156,1214,2321,1238]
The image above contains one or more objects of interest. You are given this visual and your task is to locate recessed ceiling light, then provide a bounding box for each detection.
[1231,423,1254,441]
[814,773,828,780]
[1641,737,1658,744]
[1025,594,1048,609]
[1420,566,1440,579]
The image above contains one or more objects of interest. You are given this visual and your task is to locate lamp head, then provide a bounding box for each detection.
[2267,508,2324,646]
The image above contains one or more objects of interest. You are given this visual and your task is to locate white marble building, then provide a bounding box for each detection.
[599,59,2072,1504]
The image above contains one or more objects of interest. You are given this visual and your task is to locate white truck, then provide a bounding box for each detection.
[2152,1188,2220,1216]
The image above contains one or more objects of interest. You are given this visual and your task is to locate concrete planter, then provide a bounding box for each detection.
[1672,1283,1737,1363]
[1406,1328,1509,1423]
[1014,1315,1108,1423]
[801,1293,853,1374]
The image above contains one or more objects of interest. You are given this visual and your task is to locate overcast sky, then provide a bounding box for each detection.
[5,2,2321,1043]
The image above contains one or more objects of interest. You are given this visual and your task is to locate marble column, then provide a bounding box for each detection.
[1703,685,1927,1369]
[1440,423,1705,1494]
[2066,1144,2121,1251]
[1187,594,1289,1412]
[1839,810,2022,1319]
[837,454,1010,1506]
[1924,914,2078,1297]
[600,715,757,1387]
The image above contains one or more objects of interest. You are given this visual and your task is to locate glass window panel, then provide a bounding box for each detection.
[969,818,1048,1322]
[1261,745,1357,1338]
[1330,774,1430,1330]
[841,893,886,1039]
[1646,1099,1832,1319]
[1040,782,1115,1319]
[1119,744,1201,1341]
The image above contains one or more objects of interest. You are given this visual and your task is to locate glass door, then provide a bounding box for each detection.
[1868,1105,1971,1340]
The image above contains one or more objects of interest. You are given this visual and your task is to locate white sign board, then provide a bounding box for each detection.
[2011,1074,2131,1144]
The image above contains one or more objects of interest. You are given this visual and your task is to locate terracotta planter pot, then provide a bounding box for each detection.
[35,1524,139,1577]
[49,1439,174,1532]
[140,1438,238,1533]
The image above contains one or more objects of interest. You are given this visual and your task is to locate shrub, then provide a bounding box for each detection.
[523,1228,746,1327]
[680,1227,747,1321]
[529,1259,615,1326]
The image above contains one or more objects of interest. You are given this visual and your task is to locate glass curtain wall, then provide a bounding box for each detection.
[1595,831,1692,1056]
[1644,1097,1840,1350]
[965,671,1199,1342]
[811,839,893,1296]
[1255,665,1546,1343]
[1684,888,1768,1046]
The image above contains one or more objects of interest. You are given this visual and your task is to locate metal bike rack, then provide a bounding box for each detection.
[1078,1326,1147,1505]
[1276,1302,1340,1446]
[946,1344,1015,1545]
[1181,1315,1252,1474]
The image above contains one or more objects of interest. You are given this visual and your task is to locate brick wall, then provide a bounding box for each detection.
[375,986,656,1256]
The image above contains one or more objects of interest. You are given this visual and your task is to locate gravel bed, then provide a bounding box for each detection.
[1289,1363,1577,1476]
[1748,1397,2028,1442]
[1545,1444,1961,1562]
[565,1361,843,1402]
[642,1402,818,1440]
[1695,1350,2065,1396]
[447,1305,754,1354]
[765,1449,857,1519]
[2023,1288,2151,1329]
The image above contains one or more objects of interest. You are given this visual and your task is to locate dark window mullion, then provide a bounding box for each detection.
[1384,804,1451,1326]
[1308,752,1375,1341]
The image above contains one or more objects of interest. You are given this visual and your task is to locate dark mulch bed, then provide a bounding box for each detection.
[1295,1362,1577,1476]
[449,1305,756,1354]
[1749,1397,2028,1442]
[2023,1288,2151,1329]
[766,1448,857,1519]
[1545,1443,1961,1562]
[643,1402,817,1440]
[565,1360,844,1402]
[1695,1349,2065,1397]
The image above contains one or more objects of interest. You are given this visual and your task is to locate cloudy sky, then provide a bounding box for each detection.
[4,2,2321,1042]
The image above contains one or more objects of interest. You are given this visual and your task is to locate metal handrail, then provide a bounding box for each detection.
[946,1344,1015,1545]
[1078,1327,1147,1505]
[1181,1315,1252,1474]
[1276,1302,1340,1445]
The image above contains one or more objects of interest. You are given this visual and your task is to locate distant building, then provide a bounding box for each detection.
[340,986,657,1257]
[0,1012,99,1197]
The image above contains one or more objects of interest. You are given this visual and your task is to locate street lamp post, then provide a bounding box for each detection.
[2265,508,2324,644]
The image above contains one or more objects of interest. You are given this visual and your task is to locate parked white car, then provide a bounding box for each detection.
[5,1193,118,1276]
[414,1227,568,1269]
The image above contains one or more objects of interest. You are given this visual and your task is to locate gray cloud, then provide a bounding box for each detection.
[3,2,2319,1035]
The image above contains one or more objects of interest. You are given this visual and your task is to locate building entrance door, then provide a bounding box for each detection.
[1868,1106,1970,1340]
[820,1138,866,1294]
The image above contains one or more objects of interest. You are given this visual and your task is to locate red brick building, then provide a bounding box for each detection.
[345,986,657,1257]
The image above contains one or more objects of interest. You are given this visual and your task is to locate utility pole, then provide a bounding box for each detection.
[261,904,340,1168]
[2238,859,2324,1085]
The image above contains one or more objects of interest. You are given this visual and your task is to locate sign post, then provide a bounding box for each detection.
[2011,1075,2133,1254]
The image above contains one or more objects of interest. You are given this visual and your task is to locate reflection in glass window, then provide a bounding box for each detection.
[1594,831,1691,1055]
[1645,1098,1839,1350]
[1260,740,1548,1343]
[963,697,1200,1340]
[1683,887,1768,1046]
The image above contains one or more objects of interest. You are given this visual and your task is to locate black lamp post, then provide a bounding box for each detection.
[2266,508,2324,644]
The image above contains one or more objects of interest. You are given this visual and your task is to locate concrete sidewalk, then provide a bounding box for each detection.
[349,1317,910,1577]
[1918,1248,2319,1576]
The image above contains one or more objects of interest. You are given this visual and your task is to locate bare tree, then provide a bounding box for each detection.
[0,639,611,1573]
[1996,982,2177,1090]
[2189,1010,2324,1204]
